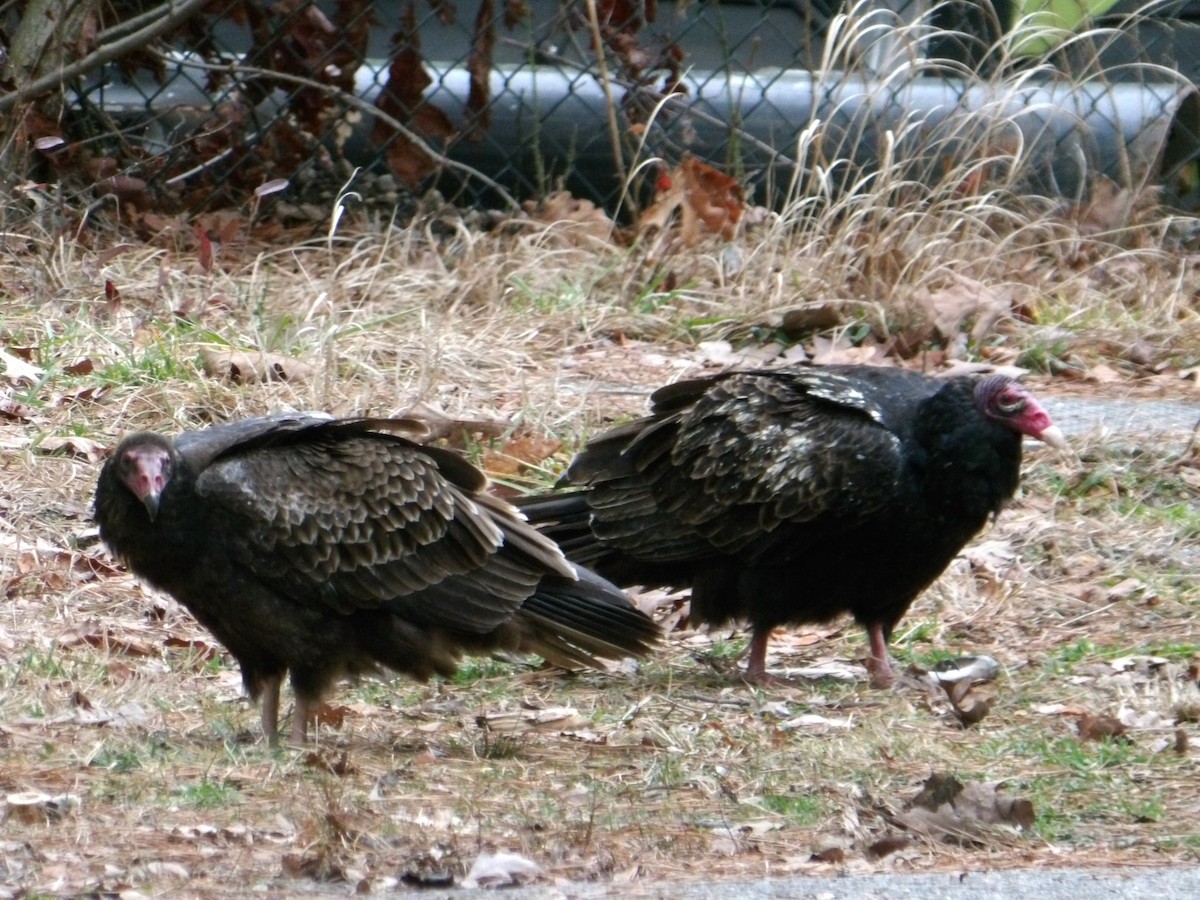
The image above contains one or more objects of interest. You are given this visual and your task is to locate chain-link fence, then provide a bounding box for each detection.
[8,0,1200,216]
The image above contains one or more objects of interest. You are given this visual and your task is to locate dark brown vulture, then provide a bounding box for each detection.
[518,365,1065,686]
[95,414,659,745]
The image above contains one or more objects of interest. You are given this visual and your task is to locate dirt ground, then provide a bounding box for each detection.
[2,203,1200,895]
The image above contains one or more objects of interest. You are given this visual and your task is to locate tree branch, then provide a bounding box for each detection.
[0,0,211,114]
[160,54,522,212]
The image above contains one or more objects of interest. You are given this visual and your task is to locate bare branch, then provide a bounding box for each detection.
[161,54,523,212]
[0,0,211,114]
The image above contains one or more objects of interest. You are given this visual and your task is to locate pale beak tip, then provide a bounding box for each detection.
[1038,424,1068,450]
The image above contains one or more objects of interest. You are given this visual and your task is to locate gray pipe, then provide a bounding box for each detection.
[414,65,1200,206]
[88,59,1200,208]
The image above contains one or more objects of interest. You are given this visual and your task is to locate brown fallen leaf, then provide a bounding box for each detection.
[309,702,349,732]
[163,636,220,661]
[523,191,616,244]
[897,773,1034,843]
[400,401,507,447]
[808,846,846,864]
[58,621,155,657]
[1077,712,1129,742]
[476,706,588,733]
[482,431,562,477]
[911,274,1013,354]
[199,347,315,384]
[282,850,347,882]
[865,836,910,860]
[303,749,355,776]
[952,694,994,727]
[39,435,106,462]
[637,156,745,245]
[0,392,38,422]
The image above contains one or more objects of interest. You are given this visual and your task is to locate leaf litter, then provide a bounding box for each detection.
[1,206,1200,894]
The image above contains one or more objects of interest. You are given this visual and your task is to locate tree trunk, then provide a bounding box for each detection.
[0,0,96,186]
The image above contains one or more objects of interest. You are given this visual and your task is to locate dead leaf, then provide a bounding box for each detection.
[481,431,562,477]
[1075,176,1136,233]
[4,792,80,824]
[282,850,347,882]
[912,274,1012,353]
[1104,577,1148,601]
[1077,713,1129,742]
[463,851,544,889]
[808,847,845,863]
[637,157,745,245]
[1086,363,1123,384]
[38,435,106,462]
[680,156,744,241]
[58,621,155,656]
[373,5,455,187]
[199,348,314,384]
[0,348,45,385]
[523,191,616,244]
[466,0,496,137]
[400,401,507,446]
[0,392,38,422]
[777,713,854,731]
[309,702,349,731]
[865,836,910,860]
[303,749,355,776]
[951,694,994,727]
[477,706,588,733]
[73,701,149,728]
[897,773,1034,843]
[780,302,849,335]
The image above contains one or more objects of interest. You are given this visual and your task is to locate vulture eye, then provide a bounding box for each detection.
[994,389,1026,415]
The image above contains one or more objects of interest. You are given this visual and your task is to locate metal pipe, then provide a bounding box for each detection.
[87,58,1200,208]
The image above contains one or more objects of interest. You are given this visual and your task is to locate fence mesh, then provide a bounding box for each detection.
[8,0,1200,216]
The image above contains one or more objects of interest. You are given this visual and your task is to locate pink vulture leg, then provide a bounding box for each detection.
[290,695,312,745]
[743,627,774,683]
[864,623,895,688]
[260,674,283,747]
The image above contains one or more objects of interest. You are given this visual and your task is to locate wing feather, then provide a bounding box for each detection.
[195,425,540,632]
[571,368,915,560]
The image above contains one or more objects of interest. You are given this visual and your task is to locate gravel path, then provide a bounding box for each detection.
[1042,396,1199,438]
[447,866,1200,898]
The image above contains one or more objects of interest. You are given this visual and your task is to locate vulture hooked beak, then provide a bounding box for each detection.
[120,443,173,522]
[1035,423,1068,451]
[140,490,162,522]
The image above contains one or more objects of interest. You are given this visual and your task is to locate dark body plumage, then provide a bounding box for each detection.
[519,365,1064,685]
[94,415,659,744]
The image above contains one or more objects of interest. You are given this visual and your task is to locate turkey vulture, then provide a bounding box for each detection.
[519,365,1065,686]
[94,415,659,745]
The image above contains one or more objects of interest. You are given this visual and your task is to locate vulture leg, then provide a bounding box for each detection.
[864,623,895,688]
[290,694,313,745]
[259,674,283,747]
[743,627,774,683]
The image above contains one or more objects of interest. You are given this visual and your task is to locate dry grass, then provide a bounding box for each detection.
[3,91,1200,892]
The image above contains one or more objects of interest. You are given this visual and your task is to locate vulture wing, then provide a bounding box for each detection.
[193,418,574,633]
[575,368,920,562]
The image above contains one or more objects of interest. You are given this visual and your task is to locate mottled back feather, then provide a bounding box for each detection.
[95,414,658,743]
